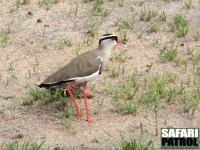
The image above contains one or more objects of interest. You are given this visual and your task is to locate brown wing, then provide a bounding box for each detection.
[39,50,103,88]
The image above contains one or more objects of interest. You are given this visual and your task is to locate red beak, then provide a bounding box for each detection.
[117,39,126,44]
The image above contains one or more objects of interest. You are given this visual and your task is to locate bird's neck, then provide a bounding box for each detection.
[99,44,115,51]
[97,45,114,69]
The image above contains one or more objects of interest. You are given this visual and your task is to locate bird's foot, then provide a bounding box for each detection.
[87,118,95,123]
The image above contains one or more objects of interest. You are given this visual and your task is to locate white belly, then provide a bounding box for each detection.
[68,69,100,82]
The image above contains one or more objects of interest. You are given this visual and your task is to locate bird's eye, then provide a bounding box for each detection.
[111,38,115,41]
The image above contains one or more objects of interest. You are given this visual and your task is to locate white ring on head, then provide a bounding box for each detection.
[100,34,117,39]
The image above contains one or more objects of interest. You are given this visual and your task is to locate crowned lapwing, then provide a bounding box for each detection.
[39,34,126,123]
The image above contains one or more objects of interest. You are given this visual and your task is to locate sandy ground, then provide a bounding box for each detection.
[0,0,200,149]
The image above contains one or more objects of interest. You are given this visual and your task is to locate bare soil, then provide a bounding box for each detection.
[0,0,199,149]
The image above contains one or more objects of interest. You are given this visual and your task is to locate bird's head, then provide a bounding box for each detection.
[98,34,126,49]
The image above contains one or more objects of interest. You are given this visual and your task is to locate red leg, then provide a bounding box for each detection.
[83,81,95,123]
[66,81,81,120]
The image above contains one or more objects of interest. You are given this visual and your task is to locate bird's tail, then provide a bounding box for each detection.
[38,83,51,89]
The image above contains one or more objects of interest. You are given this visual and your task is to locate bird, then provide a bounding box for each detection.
[39,34,126,123]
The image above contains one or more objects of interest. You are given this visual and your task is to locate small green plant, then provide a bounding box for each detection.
[139,6,147,21]
[169,14,189,37]
[6,25,12,34]
[58,39,65,50]
[175,56,188,72]
[184,87,200,115]
[88,23,99,36]
[34,53,39,66]
[146,10,158,21]
[93,98,104,114]
[109,64,121,77]
[168,22,176,32]
[170,35,177,45]
[120,30,128,41]
[117,0,124,7]
[74,42,81,56]
[83,36,94,46]
[158,46,177,62]
[130,68,140,87]
[33,53,39,75]
[1,140,19,150]
[123,82,140,99]
[110,69,140,114]
[58,37,73,49]
[42,89,56,102]
[58,117,72,128]
[136,30,144,39]
[111,82,139,115]
[23,85,75,105]
[151,95,164,136]
[182,0,192,9]
[0,32,10,46]
[39,0,52,9]
[15,0,21,10]
[84,12,99,36]
[149,21,160,32]
[125,101,138,114]
[193,30,200,41]
[92,0,103,15]
[23,86,42,105]
[7,58,18,81]
[112,100,139,115]
[0,108,4,114]
[64,36,72,47]
[192,65,200,75]
[157,10,166,21]
[114,135,155,150]
[174,14,188,29]
[139,6,158,21]
[107,81,114,93]
[8,61,14,71]
[191,53,200,61]
[115,16,136,30]
[167,86,178,103]
[146,63,153,73]
[152,39,159,47]
[177,81,185,94]
[74,49,80,56]
[139,72,176,135]
[114,49,128,62]
[1,140,46,150]
[11,71,18,81]
[102,9,111,17]
[58,105,71,118]
[175,25,189,37]
[186,46,194,55]
[140,72,176,104]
